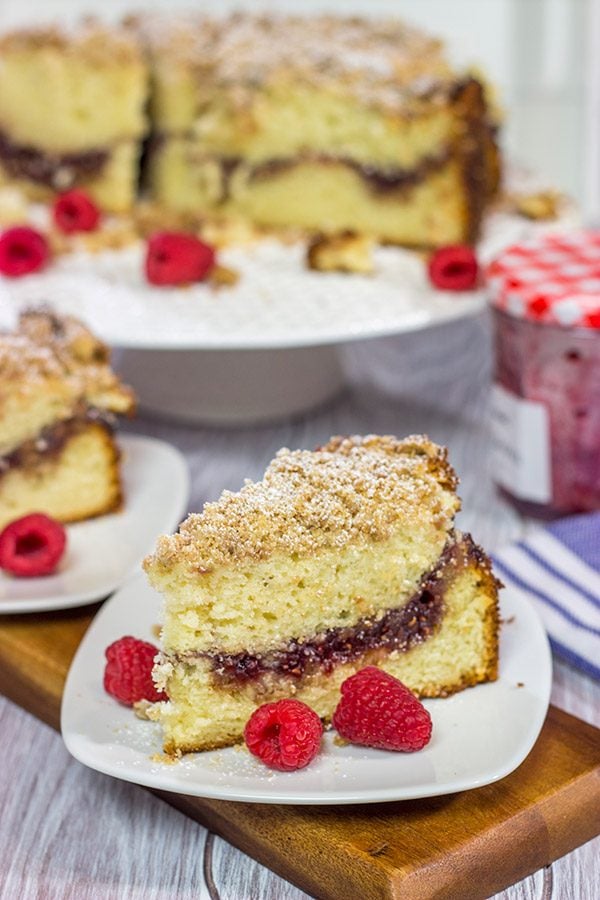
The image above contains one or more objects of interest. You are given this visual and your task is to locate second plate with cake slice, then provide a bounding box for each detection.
[61,573,551,804]
[0,434,189,613]
[62,434,551,804]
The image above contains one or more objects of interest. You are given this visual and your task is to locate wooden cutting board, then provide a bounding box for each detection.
[0,604,599,900]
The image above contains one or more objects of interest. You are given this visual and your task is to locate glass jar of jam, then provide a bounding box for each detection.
[488,230,600,517]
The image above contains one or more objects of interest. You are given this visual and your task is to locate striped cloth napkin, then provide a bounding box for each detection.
[494,513,600,679]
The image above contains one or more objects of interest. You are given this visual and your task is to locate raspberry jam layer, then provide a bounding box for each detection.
[200,538,477,686]
[0,131,108,189]
[0,408,115,476]
[147,141,453,202]
[246,148,452,196]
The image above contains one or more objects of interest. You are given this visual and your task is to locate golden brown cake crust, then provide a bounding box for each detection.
[145,434,459,575]
[417,538,500,697]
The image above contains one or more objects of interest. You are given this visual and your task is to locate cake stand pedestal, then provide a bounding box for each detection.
[115,345,346,425]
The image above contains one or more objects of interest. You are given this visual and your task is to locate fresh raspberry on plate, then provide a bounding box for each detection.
[332,666,432,752]
[53,189,101,234]
[428,245,479,291]
[145,232,216,286]
[0,226,49,277]
[244,698,323,771]
[0,513,67,577]
[104,636,167,706]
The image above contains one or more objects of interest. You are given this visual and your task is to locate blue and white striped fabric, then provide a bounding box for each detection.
[494,513,600,680]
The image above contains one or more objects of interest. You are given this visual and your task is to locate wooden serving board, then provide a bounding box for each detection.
[0,605,599,900]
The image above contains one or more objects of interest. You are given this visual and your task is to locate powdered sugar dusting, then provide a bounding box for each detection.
[0,309,133,435]
[145,434,459,573]
[0,21,142,66]
[136,13,453,112]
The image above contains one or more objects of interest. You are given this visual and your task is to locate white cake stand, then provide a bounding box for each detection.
[0,206,576,424]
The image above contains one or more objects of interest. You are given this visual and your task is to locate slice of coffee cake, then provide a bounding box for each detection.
[0,309,135,528]
[0,23,148,212]
[144,435,499,754]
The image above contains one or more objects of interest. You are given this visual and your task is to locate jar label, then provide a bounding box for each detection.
[491,385,551,503]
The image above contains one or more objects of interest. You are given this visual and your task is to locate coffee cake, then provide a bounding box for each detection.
[0,309,135,528]
[0,23,148,212]
[144,435,499,754]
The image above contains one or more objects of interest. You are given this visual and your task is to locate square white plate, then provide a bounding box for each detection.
[0,435,189,613]
[61,578,552,805]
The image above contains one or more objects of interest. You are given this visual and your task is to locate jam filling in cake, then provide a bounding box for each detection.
[202,149,454,204]
[0,131,109,189]
[178,538,480,687]
[208,584,444,684]
[0,407,116,477]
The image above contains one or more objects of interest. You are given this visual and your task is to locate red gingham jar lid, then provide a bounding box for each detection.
[486,230,600,329]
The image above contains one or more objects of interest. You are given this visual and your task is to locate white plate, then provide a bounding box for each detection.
[0,435,189,613]
[0,206,577,350]
[61,579,552,804]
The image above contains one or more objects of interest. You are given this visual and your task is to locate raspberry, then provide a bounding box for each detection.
[145,232,216,286]
[244,698,323,771]
[0,226,49,277]
[0,513,67,577]
[332,667,432,752]
[53,189,101,234]
[103,636,167,706]
[428,245,479,291]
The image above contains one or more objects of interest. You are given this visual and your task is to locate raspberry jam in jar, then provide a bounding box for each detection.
[488,231,600,517]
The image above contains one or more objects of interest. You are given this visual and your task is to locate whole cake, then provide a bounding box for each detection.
[144,435,499,754]
[0,14,500,247]
[0,309,135,528]
[0,23,148,212]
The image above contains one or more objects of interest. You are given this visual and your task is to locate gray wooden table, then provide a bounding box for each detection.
[0,313,598,899]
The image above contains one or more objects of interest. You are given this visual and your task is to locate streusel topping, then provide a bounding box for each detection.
[145,435,460,574]
[0,22,143,66]
[0,308,134,419]
[135,14,456,112]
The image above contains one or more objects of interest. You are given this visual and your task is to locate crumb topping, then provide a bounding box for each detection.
[134,13,457,112]
[0,308,134,418]
[145,435,459,573]
[0,21,144,66]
